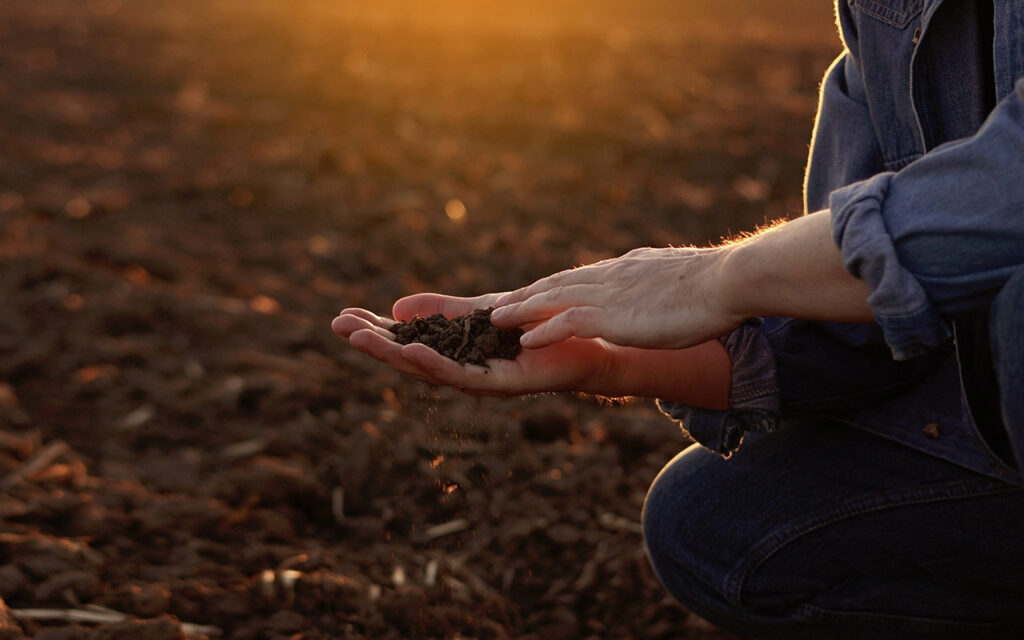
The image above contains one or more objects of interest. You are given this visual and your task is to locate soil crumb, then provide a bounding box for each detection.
[391,308,523,366]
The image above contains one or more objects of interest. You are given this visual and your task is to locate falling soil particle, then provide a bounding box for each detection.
[391,308,523,366]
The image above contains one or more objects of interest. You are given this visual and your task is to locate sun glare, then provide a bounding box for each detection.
[445,199,467,223]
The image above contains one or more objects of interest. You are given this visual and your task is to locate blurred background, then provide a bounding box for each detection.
[0,0,837,637]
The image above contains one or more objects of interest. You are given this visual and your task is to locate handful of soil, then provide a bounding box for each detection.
[391,308,524,366]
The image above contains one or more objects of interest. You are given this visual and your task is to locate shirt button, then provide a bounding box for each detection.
[912,27,922,45]
[923,423,942,439]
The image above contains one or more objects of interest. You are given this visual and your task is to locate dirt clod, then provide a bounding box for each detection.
[391,308,524,366]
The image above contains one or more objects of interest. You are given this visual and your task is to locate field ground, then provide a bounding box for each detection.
[0,1,837,637]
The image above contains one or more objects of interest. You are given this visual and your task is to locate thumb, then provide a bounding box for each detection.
[392,292,507,321]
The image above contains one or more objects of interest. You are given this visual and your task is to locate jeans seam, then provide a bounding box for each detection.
[722,478,1020,609]
[849,0,924,28]
[792,602,1004,629]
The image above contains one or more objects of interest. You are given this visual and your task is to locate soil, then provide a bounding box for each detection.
[391,310,523,366]
[0,0,837,638]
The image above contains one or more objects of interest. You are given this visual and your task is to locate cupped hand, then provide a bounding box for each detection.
[490,246,744,350]
[331,293,616,396]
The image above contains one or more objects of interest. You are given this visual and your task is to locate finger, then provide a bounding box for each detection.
[519,306,606,349]
[340,307,395,326]
[332,313,396,339]
[348,329,444,383]
[400,343,512,396]
[490,284,607,328]
[334,308,396,333]
[495,265,608,308]
[393,293,504,322]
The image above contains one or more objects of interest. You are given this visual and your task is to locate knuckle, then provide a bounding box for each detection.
[563,306,585,322]
[548,285,570,301]
[560,306,595,330]
[624,246,653,259]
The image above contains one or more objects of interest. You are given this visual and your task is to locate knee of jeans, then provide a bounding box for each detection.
[641,458,679,568]
[641,447,739,608]
[641,447,800,639]
[642,438,852,616]
[642,448,703,565]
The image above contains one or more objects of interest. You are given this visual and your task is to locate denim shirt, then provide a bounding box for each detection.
[661,0,1024,485]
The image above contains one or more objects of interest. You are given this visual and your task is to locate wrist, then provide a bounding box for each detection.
[715,211,872,322]
[571,340,632,398]
[714,243,760,322]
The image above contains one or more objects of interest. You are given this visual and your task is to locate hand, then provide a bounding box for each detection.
[490,246,744,350]
[331,293,617,396]
[333,292,732,407]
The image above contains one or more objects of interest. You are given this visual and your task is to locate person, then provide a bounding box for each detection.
[333,1,1024,637]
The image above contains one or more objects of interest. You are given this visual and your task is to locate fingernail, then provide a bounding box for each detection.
[491,307,507,320]
[494,294,509,306]
[520,331,534,347]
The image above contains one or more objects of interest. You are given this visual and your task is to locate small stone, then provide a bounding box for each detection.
[923,423,943,440]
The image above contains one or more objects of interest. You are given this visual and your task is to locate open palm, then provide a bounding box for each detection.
[331,293,616,396]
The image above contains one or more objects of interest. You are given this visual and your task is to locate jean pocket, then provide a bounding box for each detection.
[849,0,924,28]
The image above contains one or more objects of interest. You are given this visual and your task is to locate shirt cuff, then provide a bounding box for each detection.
[657,320,780,456]
[830,173,953,360]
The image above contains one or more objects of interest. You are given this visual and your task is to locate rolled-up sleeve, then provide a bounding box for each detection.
[658,320,780,456]
[831,78,1024,359]
[829,172,953,359]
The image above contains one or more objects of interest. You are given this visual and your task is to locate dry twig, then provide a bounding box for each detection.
[9,607,222,636]
[331,486,345,523]
[1,440,68,489]
[424,559,439,588]
[421,519,470,541]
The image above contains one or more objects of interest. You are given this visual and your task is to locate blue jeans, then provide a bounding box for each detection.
[642,420,1024,639]
[993,267,1024,466]
[643,264,1024,639]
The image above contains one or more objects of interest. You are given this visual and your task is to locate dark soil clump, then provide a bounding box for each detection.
[391,308,523,366]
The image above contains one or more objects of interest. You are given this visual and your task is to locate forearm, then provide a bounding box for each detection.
[492,209,873,354]
[721,209,874,323]
[597,341,731,410]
